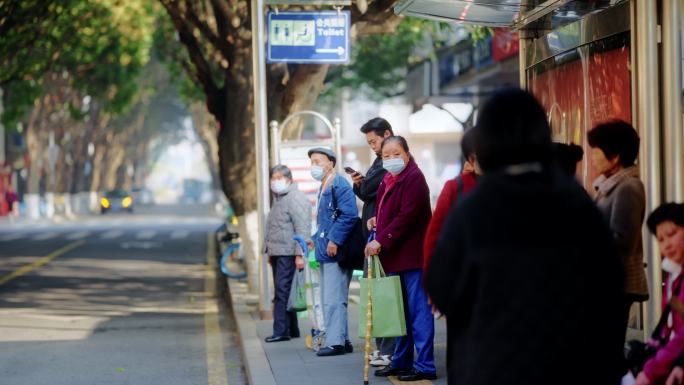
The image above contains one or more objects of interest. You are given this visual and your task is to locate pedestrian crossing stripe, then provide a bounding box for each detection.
[136,230,156,240]
[0,229,201,242]
[66,231,90,240]
[100,230,124,239]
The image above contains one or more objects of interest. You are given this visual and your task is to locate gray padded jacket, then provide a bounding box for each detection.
[263,184,312,257]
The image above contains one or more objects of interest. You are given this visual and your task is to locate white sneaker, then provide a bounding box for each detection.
[367,350,380,361]
[370,354,392,367]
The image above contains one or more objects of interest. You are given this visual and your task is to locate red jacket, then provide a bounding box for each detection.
[375,159,432,273]
[423,172,477,273]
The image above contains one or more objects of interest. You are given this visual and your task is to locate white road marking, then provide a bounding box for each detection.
[100,230,124,240]
[66,231,90,240]
[32,232,58,241]
[120,241,161,249]
[136,230,156,240]
[170,230,189,240]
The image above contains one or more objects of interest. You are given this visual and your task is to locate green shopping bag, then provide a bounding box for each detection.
[358,255,407,338]
[287,269,307,312]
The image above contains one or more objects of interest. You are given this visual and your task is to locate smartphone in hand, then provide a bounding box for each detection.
[344,166,359,175]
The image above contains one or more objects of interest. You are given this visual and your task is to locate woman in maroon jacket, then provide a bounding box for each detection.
[365,136,435,381]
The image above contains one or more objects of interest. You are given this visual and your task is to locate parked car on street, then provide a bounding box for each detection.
[101,189,134,214]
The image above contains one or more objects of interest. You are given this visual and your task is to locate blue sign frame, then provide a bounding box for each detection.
[267,11,350,64]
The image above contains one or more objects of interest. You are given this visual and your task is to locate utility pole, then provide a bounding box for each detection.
[251,0,273,319]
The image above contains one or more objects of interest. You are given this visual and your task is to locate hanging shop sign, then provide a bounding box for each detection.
[267,11,350,64]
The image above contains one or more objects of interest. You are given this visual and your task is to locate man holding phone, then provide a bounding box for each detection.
[351,117,395,367]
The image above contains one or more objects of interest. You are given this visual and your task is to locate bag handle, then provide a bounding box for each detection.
[372,255,386,278]
[367,230,386,278]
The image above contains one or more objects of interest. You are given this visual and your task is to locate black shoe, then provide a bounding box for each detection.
[316,345,345,356]
[344,340,353,353]
[397,370,437,381]
[264,335,290,343]
[290,331,300,338]
[374,367,411,377]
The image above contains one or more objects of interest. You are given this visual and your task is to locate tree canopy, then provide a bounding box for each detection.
[1,0,155,130]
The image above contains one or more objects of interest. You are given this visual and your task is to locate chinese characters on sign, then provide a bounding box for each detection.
[267,11,350,64]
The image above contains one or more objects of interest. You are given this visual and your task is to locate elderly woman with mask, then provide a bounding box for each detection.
[263,165,311,343]
[308,147,358,357]
[635,203,684,385]
[365,136,435,381]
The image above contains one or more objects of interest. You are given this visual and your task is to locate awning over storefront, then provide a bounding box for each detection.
[394,0,624,30]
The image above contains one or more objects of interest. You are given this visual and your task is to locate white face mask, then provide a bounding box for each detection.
[663,257,682,276]
[270,179,289,194]
[383,157,406,175]
[310,165,326,181]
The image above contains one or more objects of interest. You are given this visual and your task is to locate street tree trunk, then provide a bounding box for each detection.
[159,0,400,296]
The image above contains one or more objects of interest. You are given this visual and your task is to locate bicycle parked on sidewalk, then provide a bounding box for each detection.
[215,223,247,280]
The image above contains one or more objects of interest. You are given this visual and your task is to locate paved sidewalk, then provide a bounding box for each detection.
[228,278,447,385]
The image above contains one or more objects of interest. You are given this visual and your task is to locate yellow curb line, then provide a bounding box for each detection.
[205,232,229,385]
[0,240,85,286]
[389,376,434,385]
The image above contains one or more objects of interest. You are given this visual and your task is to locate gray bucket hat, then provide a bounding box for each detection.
[307,147,337,165]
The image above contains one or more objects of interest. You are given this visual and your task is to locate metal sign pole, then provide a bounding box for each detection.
[270,120,280,166]
[635,0,662,337]
[251,0,273,318]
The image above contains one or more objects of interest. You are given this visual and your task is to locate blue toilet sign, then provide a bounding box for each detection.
[267,11,350,64]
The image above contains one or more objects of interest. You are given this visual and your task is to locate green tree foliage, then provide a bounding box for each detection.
[322,17,460,100]
[0,0,155,129]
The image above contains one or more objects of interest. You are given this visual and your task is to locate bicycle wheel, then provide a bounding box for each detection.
[220,242,247,279]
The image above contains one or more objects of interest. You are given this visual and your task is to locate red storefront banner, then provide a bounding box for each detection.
[492,28,519,62]
[528,37,631,191]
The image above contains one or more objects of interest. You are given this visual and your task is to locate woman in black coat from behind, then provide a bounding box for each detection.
[425,89,625,385]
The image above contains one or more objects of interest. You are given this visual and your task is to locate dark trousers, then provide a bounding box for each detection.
[271,255,299,337]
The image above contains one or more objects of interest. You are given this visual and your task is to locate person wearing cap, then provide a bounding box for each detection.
[308,147,358,357]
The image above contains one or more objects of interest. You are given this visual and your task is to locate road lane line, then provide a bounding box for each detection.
[170,230,189,239]
[389,377,434,385]
[0,241,85,286]
[101,230,124,240]
[32,232,58,241]
[66,231,90,240]
[204,233,229,385]
[136,230,156,240]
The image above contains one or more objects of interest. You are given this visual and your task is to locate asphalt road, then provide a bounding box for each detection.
[0,204,246,385]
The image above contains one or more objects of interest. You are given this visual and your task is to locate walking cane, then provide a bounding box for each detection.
[363,231,376,385]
